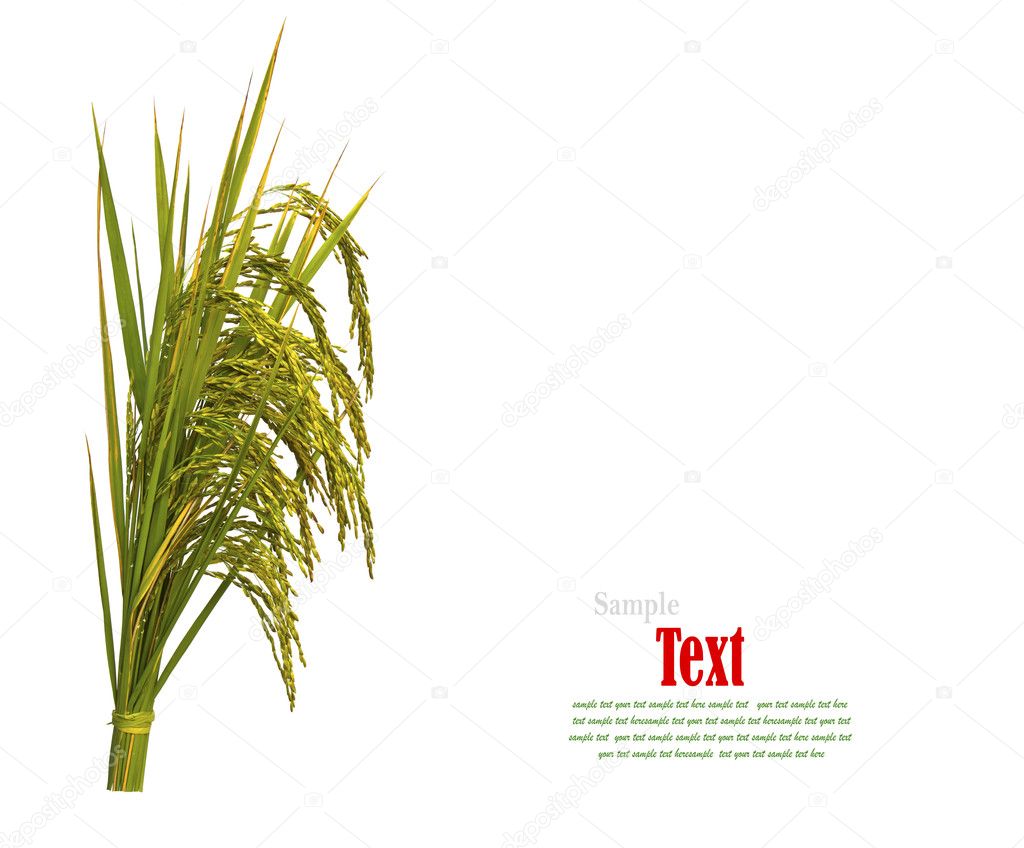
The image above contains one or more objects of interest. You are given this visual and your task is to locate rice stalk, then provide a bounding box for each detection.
[87,25,378,791]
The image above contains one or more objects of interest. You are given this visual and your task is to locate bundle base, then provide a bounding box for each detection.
[107,728,151,792]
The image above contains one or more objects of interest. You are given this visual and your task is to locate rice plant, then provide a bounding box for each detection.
[88,26,378,791]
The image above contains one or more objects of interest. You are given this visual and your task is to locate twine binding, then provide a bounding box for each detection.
[110,710,155,735]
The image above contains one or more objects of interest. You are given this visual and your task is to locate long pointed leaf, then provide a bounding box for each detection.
[92,110,146,408]
[94,172,126,569]
[225,23,284,219]
[87,439,117,700]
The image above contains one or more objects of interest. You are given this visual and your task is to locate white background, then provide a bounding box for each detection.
[2,0,1023,844]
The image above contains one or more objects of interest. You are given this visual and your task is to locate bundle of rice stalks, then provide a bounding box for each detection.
[87,26,378,791]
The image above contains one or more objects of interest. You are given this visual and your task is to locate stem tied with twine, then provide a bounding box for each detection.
[88,23,379,791]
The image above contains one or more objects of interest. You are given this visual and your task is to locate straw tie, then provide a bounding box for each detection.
[111,710,155,735]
